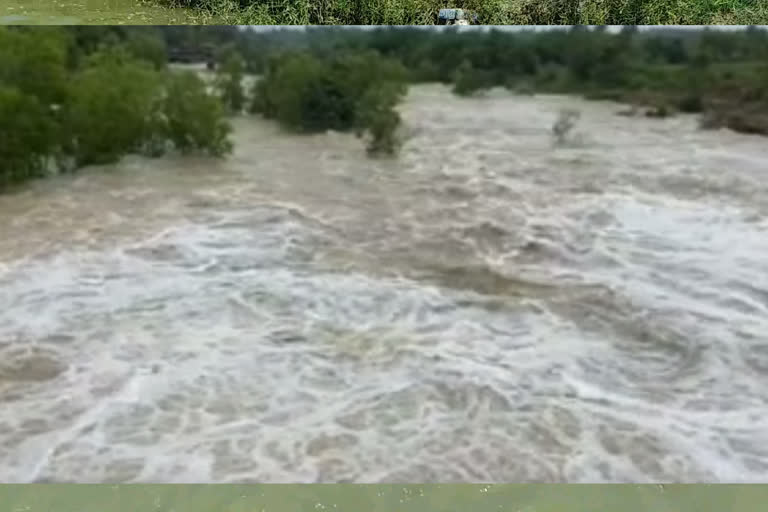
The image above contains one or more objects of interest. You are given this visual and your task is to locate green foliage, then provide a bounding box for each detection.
[124,29,168,70]
[0,27,232,193]
[0,86,57,188]
[252,50,407,155]
[65,49,164,167]
[163,71,233,156]
[216,50,246,113]
[356,82,405,156]
[251,53,327,130]
[65,51,234,167]
[0,28,69,188]
[5,25,768,191]
[0,27,70,106]
[65,27,167,71]
[452,60,493,97]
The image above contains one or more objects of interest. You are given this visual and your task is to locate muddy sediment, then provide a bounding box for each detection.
[0,85,767,482]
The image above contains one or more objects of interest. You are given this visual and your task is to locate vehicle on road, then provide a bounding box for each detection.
[437,8,478,25]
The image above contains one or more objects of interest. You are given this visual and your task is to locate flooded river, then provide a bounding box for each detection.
[0,0,201,24]
[1,85,767,483]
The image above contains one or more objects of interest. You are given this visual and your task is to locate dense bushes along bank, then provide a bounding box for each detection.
[259,25,768,136]
[4,26,768,191]
[156,0,766,25]
[0,27,408,192]
[438,26,768,135]
[57,27,768,134]
[153,25,768,135]
[251,51,407,155]
[0,28,231,191]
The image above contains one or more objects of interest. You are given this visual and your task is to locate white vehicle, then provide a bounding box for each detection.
[437,8,477,25]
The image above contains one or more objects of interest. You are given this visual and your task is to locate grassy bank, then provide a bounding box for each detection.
[155,0,768,24]
[1,484,767,512]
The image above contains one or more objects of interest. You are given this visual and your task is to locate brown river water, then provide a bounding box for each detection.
[1,84,767,483]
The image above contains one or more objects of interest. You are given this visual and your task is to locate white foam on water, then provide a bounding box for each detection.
[1,85,767,482]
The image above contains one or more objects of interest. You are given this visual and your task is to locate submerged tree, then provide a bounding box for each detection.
[356,82,405,156]
[251,50,408,156]
[452,60,486,97]
[552,109,581,144]
[163,71,233,156]
[216,50,247,113]
[0,28,69,187]
[0,28,234,192]
[0,27,70,107]
[64,49,164,167]
[0,86,58,188]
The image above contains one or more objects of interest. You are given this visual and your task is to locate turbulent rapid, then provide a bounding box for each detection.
[1,85,767,483]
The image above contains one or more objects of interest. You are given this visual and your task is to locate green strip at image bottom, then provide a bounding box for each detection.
[0,485,764,512]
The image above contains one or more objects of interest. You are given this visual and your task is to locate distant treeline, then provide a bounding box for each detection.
[249,26,768,133]
[166,25,768,134]
[70,26,768,86]
[3,26,768,192]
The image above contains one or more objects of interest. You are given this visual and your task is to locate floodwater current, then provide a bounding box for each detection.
[1,85,767,483]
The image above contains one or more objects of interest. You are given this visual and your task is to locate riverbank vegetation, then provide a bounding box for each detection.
[0,27,231,191]
[0,26,411,191]
[155,0,767,24]
[4,26,768,191]
[251,51,408,155]
[235,26,768,136]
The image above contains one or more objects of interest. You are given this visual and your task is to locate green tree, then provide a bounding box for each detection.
[0,86,57,189]
[0,27,70,107]
[452,60,492,96]
[64,49,163,167]
[163,71,233,156]
[251,52,326,130]
[217,51,246,113]
[356,82,403,156]
[251,50,408,155]
[124,29,168,70]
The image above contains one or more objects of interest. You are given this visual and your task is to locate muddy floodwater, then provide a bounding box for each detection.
[0,0,200,24]
[1,85,767,483]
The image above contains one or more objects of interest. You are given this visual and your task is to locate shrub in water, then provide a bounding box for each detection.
[452,60,493,97]
[217,50,246,113]
[677,94,704,113]
[356,82,404,156]
[64,49,164,167]
[163,71,233,156]
[251,50,407,155]
[0,86,58,188]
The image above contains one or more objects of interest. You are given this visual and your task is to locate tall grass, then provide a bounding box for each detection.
[157,0,768,24]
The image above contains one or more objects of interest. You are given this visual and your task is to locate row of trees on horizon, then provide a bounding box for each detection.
[2,25,768,193]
